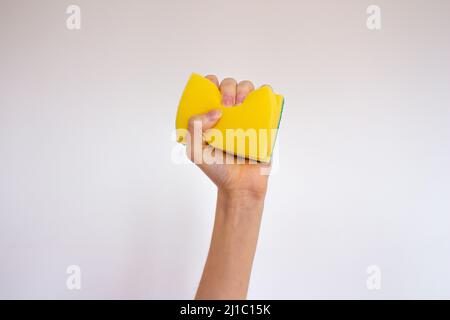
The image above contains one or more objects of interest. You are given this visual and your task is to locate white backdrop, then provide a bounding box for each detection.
[1,0,449,299]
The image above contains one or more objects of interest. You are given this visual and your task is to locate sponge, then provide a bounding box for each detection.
[175,73,284,163]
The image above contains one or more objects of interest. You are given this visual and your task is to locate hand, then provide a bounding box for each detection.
[186,75,271,199]
[187,74,273,299]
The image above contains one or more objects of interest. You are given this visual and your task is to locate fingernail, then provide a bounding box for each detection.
[236,94,246,105]
[222,95,234,107]
[206,109,222,121]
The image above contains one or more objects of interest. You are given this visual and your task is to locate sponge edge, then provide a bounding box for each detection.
[176,73,284,163]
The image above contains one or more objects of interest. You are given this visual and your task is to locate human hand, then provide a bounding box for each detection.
[185,75,271,199]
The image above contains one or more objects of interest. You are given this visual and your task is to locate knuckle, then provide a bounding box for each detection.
[205,74,219,84]
[238,80,254,91]
[221,77,237,86]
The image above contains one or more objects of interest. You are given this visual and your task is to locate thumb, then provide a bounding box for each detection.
[186,109,222,164]
[187,109,222,135]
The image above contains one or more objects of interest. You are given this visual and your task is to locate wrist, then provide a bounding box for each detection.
[217,187,267,203]
[216,188,266,225]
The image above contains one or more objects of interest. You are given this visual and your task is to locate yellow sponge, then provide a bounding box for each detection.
[175,73,284,163]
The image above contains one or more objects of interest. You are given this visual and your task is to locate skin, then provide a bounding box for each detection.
[186,74,271,300]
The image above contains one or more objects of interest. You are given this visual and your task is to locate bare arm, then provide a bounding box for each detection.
[195,190,265,299]
[185,75,271,300]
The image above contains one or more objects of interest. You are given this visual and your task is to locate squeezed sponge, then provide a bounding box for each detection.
[175,73,284,163]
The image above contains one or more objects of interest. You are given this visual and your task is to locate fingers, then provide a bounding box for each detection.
[187,109,222,136]
[219,78,237,106]
[236,80,254,105]
[186,110,222,163]
[205,74,219,87]
[205,75,255,106]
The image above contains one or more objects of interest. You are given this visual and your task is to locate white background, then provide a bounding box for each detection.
[1,0,449,299]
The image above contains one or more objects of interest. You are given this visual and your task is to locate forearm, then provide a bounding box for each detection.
[195,189,266,300]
